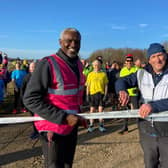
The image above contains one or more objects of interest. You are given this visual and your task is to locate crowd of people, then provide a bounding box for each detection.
[0,27,168,168]
[0,53,39,139]
[82,53,144,134]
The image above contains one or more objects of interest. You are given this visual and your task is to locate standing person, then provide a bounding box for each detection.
[11,62,27,114]
[81,59,93,77]
[118,54,139,134]
[96,55,106,72]
[105,61,110,70]
[23,28,86,168]
[2,53,8,68]
[86,59,108,132]
[20,62,36,111]
[134,58,142,69]
[0,63,10,97]
[107,61,120,110]
[116,43,168,168]
[0,51,2,64]
[0,77,5,104]
[21,59,29,72]
[81,59,93,105]
[20,61,39,139]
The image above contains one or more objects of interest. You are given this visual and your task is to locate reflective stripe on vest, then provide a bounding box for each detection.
[49,56,64,89]
[48,85,84,95]
[47,56,83,95]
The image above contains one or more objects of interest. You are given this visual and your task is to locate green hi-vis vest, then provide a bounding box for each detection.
[119,66,139,96]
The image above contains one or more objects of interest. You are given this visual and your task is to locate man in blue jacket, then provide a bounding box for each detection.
[116,43,168,168]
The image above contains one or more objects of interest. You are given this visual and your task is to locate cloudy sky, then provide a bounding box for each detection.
[0,0,168,59]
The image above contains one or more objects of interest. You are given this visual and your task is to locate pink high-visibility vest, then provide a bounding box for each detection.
[35,54,85,135]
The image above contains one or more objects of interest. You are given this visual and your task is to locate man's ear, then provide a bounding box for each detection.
[148,58,151,65]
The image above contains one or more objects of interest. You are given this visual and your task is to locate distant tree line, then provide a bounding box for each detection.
[85,41,168,65]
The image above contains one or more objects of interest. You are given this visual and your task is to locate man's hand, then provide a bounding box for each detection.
[118,91,129,106]
[66,114,88,128]
[139,104,152,118]
[66,114,79,126]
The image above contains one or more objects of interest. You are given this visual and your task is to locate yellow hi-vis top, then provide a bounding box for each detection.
[119,66,139,96]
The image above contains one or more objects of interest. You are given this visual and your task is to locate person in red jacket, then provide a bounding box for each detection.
[23,28,86,168]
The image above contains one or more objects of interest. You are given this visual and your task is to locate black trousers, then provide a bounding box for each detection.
[40,127,78,168]
[14,88,23,110]
[139,131,168,168]
[121,96,139,130]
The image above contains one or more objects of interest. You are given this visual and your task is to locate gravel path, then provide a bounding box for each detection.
[0,113,144,168]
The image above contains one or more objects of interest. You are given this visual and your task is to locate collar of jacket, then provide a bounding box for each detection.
[56,49,79,64]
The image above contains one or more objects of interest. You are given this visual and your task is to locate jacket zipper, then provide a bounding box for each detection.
[151,87,155,127]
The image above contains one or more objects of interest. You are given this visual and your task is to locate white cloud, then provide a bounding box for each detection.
[139,24,148,28]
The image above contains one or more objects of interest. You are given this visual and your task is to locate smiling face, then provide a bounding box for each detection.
[148,52,167,74]
[15,63,21,70]
[29,62,36,73]
[59,29,81,58]
[92,60,101,72]
[125,57,133,69]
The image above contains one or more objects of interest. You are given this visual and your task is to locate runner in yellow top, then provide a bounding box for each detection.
[119,54,139,134]
[86,59,108,132]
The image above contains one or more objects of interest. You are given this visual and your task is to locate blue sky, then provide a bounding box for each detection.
[0,0,168,59]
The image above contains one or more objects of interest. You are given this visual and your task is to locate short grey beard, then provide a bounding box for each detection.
[67,53,78,58]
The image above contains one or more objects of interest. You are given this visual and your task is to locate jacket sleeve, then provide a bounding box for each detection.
[150,99,168,113]
[23,59,67,124]
[115,72,138,94]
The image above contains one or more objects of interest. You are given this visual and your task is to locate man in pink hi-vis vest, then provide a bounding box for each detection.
[23,28,87,168]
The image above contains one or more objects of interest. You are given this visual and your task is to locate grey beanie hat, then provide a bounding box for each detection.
[147,43,166,58]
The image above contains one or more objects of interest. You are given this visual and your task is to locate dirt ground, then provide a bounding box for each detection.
[0,76,145,168]
[0,110,145,168]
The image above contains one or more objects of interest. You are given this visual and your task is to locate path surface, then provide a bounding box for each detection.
[0,111,144,168]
